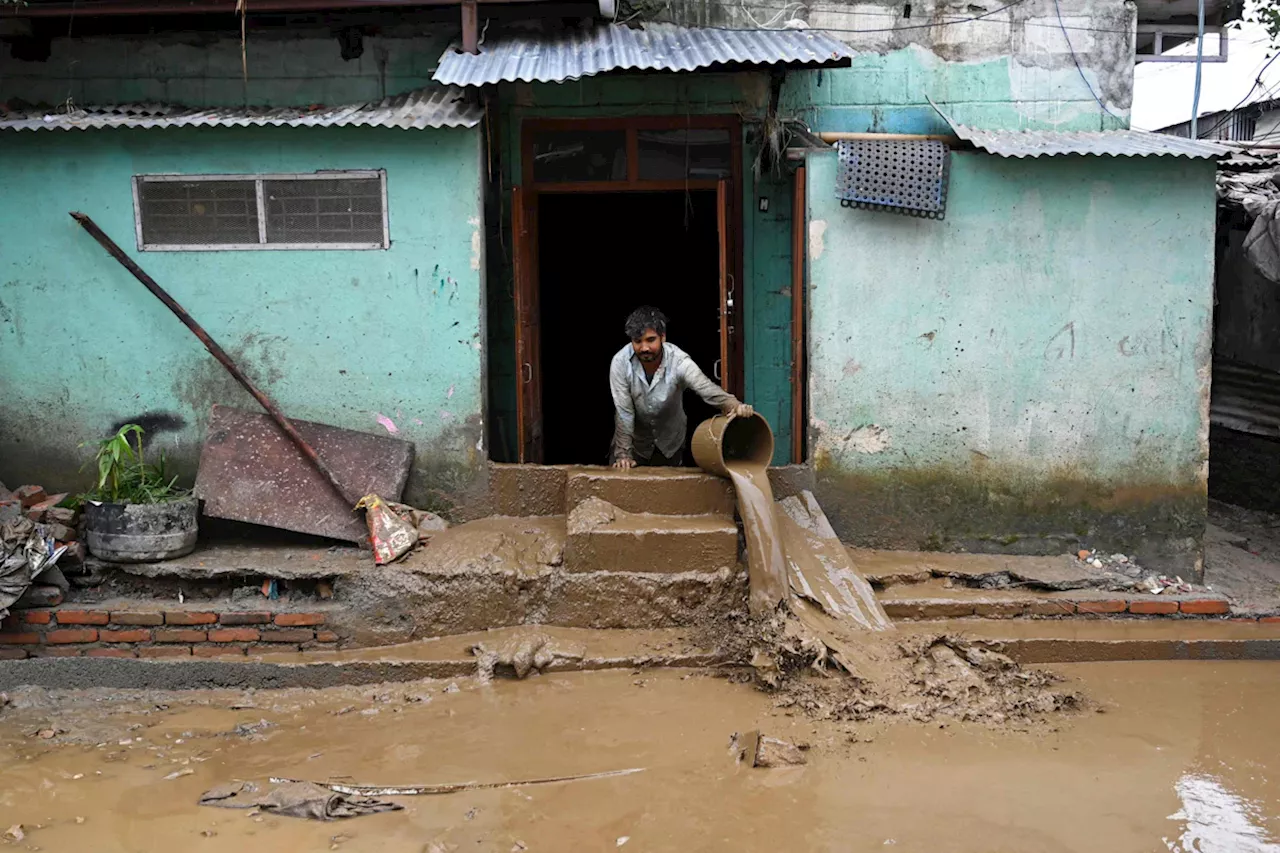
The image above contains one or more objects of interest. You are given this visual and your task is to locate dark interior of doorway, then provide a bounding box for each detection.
[538,190,721,465]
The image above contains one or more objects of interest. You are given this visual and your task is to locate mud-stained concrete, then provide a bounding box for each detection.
[330,517,745,645]
[565,498,739,575]
[1,663,1279,851]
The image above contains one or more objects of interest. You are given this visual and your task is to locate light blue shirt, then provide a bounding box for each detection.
[609,342,737,461]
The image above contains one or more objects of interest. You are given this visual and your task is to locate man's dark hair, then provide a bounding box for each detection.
[625,306,667,341]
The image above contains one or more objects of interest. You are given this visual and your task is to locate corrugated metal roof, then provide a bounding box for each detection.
[0,87,482,131]
[433,22,853,86]
[1212,358,1280,439]
[939,110,1233,159]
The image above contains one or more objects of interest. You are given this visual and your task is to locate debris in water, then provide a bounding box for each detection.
[3,825,22,842]
[729,730,808,767]
[199,780,402,821]
[270,767,645,797]
[617,837,631,846]
[164,768,194,780]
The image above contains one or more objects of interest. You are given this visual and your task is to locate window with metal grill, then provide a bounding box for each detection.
[133,171,388,251]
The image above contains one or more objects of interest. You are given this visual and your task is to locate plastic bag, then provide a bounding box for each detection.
[354,494,417,565]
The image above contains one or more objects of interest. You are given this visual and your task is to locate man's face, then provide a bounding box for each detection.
[631,328,665,363]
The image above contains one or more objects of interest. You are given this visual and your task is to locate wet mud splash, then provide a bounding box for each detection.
[715,455,1081,725]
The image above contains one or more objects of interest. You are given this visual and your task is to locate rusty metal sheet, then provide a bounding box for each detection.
[195,405,414,542]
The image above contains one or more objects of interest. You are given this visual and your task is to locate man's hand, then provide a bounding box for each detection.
[724,403,755,419]
[613,456,637,470]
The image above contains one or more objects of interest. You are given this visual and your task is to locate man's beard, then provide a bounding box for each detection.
[638,351,658,362]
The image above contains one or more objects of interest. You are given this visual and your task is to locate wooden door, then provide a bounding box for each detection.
[717,179,733,394]
[790,165,807,463]
[512,186,544,463]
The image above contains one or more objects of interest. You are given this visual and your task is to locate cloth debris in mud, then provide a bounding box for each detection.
[0,516,69,620]
[198,780,402,820]
[471,631,584,680]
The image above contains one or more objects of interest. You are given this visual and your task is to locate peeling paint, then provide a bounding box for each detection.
[845,425,891,454]
[375,413,399,435]
[808,219,827,261]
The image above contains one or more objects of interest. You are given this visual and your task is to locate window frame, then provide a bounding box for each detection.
[132,170,390,252]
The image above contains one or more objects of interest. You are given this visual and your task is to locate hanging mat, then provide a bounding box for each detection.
[835,139,949,219]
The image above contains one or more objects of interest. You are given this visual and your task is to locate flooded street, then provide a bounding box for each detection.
[0,663,1275,852]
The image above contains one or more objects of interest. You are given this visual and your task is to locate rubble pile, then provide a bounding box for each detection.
[0,481,83,619]
[1074,549,1195,595]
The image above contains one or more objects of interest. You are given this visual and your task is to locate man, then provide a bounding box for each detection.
[610,306,753,469]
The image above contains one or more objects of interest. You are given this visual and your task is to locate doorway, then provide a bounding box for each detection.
[509,115,746,464]
[538,190,723,464]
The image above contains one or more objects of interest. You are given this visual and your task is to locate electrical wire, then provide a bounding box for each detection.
[1190,49,1280,138]
[697,0,1138,34]
[684,0,1030,34]
[1052,0,1124,120]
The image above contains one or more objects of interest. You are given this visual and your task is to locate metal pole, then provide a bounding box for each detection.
[1192,0,1206,138]
[68,211,359,508]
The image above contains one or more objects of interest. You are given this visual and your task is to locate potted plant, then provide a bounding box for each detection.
[78,424,197,562]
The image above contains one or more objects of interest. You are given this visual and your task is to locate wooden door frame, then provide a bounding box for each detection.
[512,114,746,463]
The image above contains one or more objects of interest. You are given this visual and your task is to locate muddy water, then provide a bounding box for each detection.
[725,462,788,612]
[1,663,1279,852]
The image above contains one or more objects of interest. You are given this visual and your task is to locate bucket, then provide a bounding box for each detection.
[691,413,775,477]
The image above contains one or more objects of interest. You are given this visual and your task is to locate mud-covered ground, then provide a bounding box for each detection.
[0,663,1278,852]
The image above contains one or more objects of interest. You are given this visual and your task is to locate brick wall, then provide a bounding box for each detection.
[0,607,339,659]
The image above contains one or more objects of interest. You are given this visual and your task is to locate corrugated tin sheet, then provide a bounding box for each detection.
[0,87,481,131]
[433,23,853,86]
[938,110,1233,159]
[1212,358,1280,439]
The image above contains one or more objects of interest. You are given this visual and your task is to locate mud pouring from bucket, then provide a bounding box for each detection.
[692,413,891,636]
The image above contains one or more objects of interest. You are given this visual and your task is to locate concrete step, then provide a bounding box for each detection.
[0,626,724,690]
[900,618,1280,663]
[566,500,739,574]
[565,468,735,517]
[876,578,1231,619]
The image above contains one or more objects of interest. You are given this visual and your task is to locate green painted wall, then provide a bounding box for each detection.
[805,151,1216,573]
[0,125,486,514]
[0,31,448,107]
[488,72,799,464]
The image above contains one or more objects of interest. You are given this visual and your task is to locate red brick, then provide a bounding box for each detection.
[1180,599,1230,615]
[260,629,314,643]
[13,485,46,508]
[111,611,164,626]
[87,648,135,658]
[274,612,326,627]
[38,647,83,657]
[24,494,67,522]
[1026,601,1077,616]
[316,631,339,643]
[1129,600,1179,615]
[101,629,151,643]
[155,629,206,643]
[881,601,976,620]
[220,612,271,626]
[43,522,76,542]
[139,646,191,658]
[0,632,40,645]
[165,611,218,626]
[0,648,28,660]
[55,610,109,626]
[1261,616,1280,623]
[193,645,246,658]
[47,629,98,644]
[208,628,259,643]
[1074,600,1127,614]
[44,506,79,526]
[20,611,52,625]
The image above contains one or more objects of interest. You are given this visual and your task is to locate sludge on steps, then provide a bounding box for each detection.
[692,414,1083,724]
